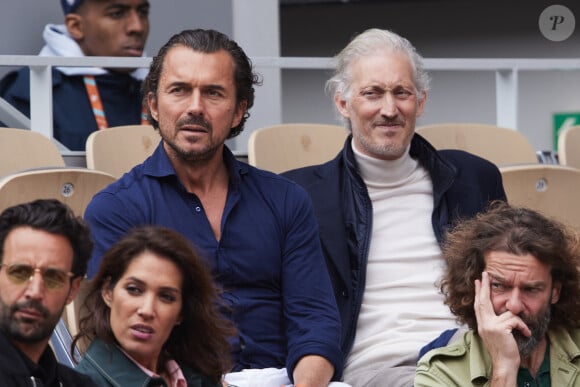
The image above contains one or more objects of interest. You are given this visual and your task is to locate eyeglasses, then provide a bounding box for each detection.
[0,263,74,290]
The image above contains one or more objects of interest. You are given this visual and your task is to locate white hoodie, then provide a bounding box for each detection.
[38,24,148,80]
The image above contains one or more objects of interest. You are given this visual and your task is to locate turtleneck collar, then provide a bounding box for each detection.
[351,140,418,188]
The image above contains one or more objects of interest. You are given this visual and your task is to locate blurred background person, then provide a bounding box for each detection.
[0,0,150,151]
[73,226,234,386]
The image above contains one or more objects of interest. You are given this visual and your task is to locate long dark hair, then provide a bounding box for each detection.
[72,226,235,383]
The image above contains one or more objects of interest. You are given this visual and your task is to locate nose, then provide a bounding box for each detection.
[380,91,398,118]
[505,289,524,315]
[186,90,204,117]
[137,294,155,320]
[126,10,147,35]
[24,271,45,300]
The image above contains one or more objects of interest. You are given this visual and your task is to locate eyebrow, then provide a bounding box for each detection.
[7,259,70,271]
[125,276,180,293]
[488,273,547,288]
[204,84,227,92]
[104,2,150,12]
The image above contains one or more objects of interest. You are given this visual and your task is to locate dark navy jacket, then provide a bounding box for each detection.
[283,134,506,361]
[0,68,143,150]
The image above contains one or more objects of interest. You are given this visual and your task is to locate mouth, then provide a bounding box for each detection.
[374,121,404,129]
[16,308,43,321]
[181,125,207,132]
[130,324,154,340]
[179,125,210,137]
[122,45,144,57]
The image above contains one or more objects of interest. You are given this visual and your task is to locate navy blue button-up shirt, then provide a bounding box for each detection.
[84,143,343,379]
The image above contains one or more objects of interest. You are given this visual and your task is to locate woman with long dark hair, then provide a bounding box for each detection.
[73,226,235,386]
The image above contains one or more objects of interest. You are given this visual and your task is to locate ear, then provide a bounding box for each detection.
[65,276,82,305]
[334,93,350,120]
[101,278,113,307]
[416,91,427,118]
[232,100,248,129]
[147,92,158,122]
[551,281,562,304]
[65,14,85,41]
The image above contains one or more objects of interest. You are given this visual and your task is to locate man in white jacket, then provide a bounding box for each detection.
[0,0,150,150]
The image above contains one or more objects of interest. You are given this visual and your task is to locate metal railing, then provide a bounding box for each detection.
[2,55,580,157]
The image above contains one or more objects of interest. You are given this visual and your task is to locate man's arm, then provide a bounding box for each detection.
[474,271,530,386]
[293,355,334,387]
[281,185,343,381]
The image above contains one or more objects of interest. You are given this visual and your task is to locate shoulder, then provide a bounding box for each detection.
[418,330,471,365]
[548,326,580,356]
[88,164,150,206]
[241,162,313,199]
[0,68,30,98]
[0,68,70,96]
[415,331,476,386]
[282,155,342,189]
[75,340,126,386]
[75,339,111,372]
[437,149,505,200]
[58,363,99,386]
[438,149,501,173]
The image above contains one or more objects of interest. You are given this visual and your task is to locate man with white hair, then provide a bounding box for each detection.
[283,28,506,386]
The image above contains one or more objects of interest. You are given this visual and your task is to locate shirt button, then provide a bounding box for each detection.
[195,206,201,212]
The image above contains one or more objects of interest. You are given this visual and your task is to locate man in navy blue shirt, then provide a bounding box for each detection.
[84,29,343,387]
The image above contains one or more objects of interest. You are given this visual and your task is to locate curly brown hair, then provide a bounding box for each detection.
[440,200,580,332]
[72,226,235,383]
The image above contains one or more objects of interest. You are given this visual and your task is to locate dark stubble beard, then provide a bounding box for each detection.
[163,116,222,163]
[0,298,60,343]
[512,305,551,357]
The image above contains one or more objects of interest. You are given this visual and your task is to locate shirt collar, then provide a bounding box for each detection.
[143,141,248,192]
[119,346,187,387]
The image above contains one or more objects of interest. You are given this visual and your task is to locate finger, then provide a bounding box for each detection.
[496,311,532,338]
[473,279,487,324]
[475,272,494,316]
[512,319,532,338]
[480,271,490,301]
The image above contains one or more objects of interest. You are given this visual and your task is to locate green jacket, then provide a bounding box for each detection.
[415,328,580,386]
[75,339,220,387]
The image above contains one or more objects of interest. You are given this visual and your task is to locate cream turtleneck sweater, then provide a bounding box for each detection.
[343,141,458,377]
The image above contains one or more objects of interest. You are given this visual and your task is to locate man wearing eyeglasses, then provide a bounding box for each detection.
[0,199,97,386]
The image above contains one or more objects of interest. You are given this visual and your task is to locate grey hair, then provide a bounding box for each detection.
[326,28,430,105]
